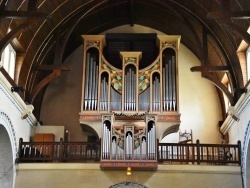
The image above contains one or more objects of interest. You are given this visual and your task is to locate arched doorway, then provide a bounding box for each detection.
[109,182,147,188]
[0,125,14,188]
[246,143,250,187]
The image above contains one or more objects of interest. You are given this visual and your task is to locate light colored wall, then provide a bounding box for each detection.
[15,163,242,188]
[40,24,222,144]
[40,45,85,141]
[220,83,250,188]
[0,70,37,188]
[35,125,65,141]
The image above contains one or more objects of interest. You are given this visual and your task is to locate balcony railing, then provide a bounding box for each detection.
[158,140,241,165]
[18,138,241,166]
[18,138,101,162]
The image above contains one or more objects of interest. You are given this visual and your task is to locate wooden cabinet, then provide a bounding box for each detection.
[34,133,55,142]
[34,134,55,157]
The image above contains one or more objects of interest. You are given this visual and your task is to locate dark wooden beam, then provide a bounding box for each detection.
[0,22,30,60]
[207,11,250,19]
[34,65,71,71]
[191,66,229,72]
[0,0,8,10]
[221,20,250,46]
[28,0,39,11]
[0,11,50,19]
[129,0,135,27]
[201,72,235,105]
[202,27,208,65]
[30,70,61,104]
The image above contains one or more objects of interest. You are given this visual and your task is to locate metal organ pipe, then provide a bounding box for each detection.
[125,68,136,111]
[172,56,176,111]
[147,124,156,160]
[139,87,150,111]
[84,52,99,110]
[162,55,176,111]
[102,122,111,160]
[100,76,108,111]
[84,53,90,110]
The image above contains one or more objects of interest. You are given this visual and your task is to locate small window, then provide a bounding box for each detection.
[0,44,16,79]
[246,47,250,80]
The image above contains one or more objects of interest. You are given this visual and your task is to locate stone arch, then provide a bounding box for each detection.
[242,120,250,188]
[0,122,15,188]
[109,182,147,188]
[0,111,17,159]
[159,124,180,141]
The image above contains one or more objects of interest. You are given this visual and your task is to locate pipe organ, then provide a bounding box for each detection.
[80,34,181,169]
[101,115,156,161]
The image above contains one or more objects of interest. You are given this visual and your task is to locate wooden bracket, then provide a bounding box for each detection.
[191,66,229,72]
[201,72,235,105]
[30,70,61,104]
[29,65,71,103]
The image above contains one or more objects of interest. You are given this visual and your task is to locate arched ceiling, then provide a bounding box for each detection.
[0,0,249,119]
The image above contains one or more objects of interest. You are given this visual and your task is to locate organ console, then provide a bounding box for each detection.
[79,34,181,170]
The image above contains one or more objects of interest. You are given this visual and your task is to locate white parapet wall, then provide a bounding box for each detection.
[0,69,37,188]
[15,163,242,188]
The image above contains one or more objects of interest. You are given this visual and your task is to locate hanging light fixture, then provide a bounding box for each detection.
[126,167,132,175]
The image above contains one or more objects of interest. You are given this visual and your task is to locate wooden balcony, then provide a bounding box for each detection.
[18,138,241,167]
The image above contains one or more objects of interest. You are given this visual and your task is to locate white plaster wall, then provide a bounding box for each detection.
[0,72,36,152]
[0,71,37,188]
[15,163,242,188]
[222,84,250,188]
[162,44,222,144]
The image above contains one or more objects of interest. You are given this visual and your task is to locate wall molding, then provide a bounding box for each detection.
[242,121,250,188]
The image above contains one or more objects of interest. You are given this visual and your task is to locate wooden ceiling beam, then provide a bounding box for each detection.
[201,72,235,105]
[0,10,50,19]
[30,70,61,104]
[191,66,229,72]
[34,65,71,71]
[221,21,250,46]
[28,0,39,11]
[0,22,30,60]
[207,11,250,19]
[129,0,135,27]
[0,0,8,10]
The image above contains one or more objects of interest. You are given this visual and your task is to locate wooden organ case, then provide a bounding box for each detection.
[79,34,181,170]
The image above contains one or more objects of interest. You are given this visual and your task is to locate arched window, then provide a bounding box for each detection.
[246,47,250,81]
[1,44,16,79]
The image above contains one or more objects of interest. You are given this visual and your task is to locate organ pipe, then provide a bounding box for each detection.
[162,55,176,111]
[139,87,150,111]
[100,76,108,111]
[84,52,99,110]
[124,67,136,111]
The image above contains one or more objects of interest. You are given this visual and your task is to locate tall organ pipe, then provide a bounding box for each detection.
[165,63,169,110]
[163,67,166,111]
[84,53,90,110]
[172,56,176,111]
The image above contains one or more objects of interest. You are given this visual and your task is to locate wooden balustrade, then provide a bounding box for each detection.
[157,139,241,165]
[18,138,241,166]
[18,138,101,162]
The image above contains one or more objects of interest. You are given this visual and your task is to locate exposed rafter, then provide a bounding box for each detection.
[0,11,50,19]
[29,65,71,103]
[191,66,229,72]
[207,11,250,19]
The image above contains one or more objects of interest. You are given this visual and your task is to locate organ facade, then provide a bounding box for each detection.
[79,34,181,169]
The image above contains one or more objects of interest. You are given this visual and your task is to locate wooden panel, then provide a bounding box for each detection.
[34,133,44,142]
[43,134,54,142]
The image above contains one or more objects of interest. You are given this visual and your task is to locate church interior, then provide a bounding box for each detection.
[0,0,250,187]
